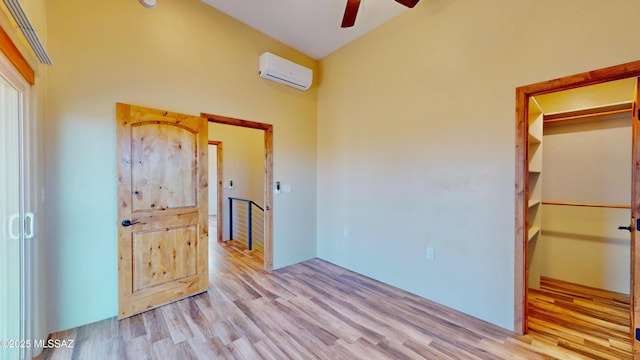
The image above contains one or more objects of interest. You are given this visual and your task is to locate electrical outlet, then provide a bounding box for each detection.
[426,247,435,260]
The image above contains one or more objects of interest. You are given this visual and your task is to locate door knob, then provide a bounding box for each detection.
[618,225,632,232]
[121,219,140,227]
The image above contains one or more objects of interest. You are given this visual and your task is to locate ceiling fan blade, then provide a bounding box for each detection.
[341,0,361,28]
[395,0,420,8]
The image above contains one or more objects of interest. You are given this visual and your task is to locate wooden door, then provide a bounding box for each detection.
[633,79,640,357]
[116,103,208,319]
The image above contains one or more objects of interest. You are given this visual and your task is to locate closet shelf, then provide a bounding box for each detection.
[528,226,540,241]
[543,101,632,124]
[528,133,541,145]
[528,199,541,208]
[541,201,630,209]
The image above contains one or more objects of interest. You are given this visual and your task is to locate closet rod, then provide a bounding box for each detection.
[543,102,633,124]
[541,200,631,209]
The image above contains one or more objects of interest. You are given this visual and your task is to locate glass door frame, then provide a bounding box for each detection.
[0,47,33,360]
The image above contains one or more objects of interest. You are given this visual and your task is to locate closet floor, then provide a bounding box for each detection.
[527,277,631,359]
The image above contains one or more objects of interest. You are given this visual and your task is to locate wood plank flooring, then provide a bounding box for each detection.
[37,236,633,359]
[526,277,632,360]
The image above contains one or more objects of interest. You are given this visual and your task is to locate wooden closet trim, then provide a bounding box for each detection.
[514,60,640,335]
[0,25,34,85]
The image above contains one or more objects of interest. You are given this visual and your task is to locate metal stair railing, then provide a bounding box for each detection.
[229,197,264,251]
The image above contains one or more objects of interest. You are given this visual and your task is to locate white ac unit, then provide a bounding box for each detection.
[259,52,312,91]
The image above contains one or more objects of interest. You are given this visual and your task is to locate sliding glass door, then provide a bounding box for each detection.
[0,53,32,360]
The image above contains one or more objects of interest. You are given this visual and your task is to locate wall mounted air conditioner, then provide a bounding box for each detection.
[259,52,312,91]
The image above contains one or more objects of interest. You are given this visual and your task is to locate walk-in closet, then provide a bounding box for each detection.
[525,78,636,357]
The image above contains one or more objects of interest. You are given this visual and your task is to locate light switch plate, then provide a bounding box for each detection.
[426,247,435,260]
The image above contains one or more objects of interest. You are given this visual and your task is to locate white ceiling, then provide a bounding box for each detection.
[200,0,412,60]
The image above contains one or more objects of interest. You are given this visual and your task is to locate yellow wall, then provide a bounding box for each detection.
[317,0,640,329]
[45,0,318,332]
[534,78,636,113]
[207,143,218,215]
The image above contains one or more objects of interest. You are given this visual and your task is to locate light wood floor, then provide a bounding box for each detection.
[526,277,632,360]
[37,235,633,359]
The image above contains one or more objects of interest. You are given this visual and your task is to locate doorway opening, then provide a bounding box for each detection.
[515,61,640,353]
[203,113,273,272]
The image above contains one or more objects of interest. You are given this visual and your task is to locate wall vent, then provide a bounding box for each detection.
[2,0,52,65]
